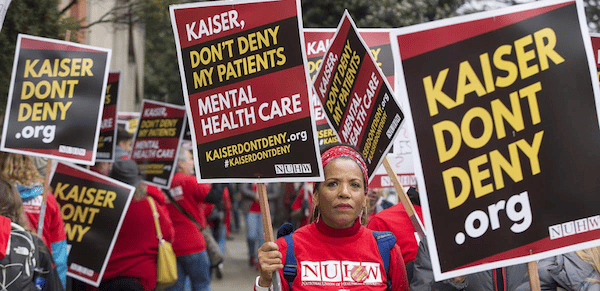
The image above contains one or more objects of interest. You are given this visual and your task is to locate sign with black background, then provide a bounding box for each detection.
[131,100,185,188]
[170,0,323,183]
[50,162,134,286]
[96,72,120,162]
[393,0,600,280]
[1,34,111,165]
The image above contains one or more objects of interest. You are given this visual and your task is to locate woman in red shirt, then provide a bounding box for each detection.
[255,144,409,291]
[99,159,174,291]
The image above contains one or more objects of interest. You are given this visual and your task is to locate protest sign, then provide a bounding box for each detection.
[170,0,323,183]
[131,99,186,188]
[0,0,10,31]
[392,0,600,280]
[1,34,111,165]
[591,33,600,78]
[96,72,120,162]
[305,28,395,88]
[117,111,140,134]
[305,28,416,187]
[50,162,134,286]
[312,12,405,180]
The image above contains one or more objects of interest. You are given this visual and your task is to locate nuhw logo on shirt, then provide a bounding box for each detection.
[300,260,384,286]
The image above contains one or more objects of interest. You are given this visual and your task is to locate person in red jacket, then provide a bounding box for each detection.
[367,199,424,283]
[99,159,174,291]
[289,182,314,228]
[165,148,215,291]
[255,144,409,291]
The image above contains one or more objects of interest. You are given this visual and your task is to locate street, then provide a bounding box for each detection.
[211,226,262,290]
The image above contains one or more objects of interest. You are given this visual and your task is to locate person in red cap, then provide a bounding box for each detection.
[255,144,409,291]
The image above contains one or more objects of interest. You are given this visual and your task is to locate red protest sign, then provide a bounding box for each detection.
[304,29,416,188]
[131,100,186,188]
[392,0,600,280]
[312,12,405,181]
[96,72,120,162]
[170,0,323,183]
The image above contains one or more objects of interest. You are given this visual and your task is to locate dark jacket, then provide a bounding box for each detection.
[538,251,600,291]
[410,237,530,291]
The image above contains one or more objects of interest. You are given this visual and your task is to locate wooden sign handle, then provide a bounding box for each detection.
[257,183,282,291]
[528,261,541,290]
[37,158,53,236]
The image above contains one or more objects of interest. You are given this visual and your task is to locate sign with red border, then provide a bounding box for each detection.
[1,34,111,165]
[392,0,600,280]
[170,0,323,183]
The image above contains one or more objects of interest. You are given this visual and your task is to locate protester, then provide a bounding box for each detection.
[255,144,409,290]
[90,161,112,176]
[92,159,174,291]
[164,149,220,291]
[366,187,394,218]
[367,192,424,282]
[0,152,68,287]
[288,182,314,228]
[203,183,233,280]
[0,179,64,291]
[239,182,265,269]
[204,183,233,254]
[223,183,234,238]
[115,128,134,160]
[230,183,242,234]
[410,237,530,290]
[537,247,600,290]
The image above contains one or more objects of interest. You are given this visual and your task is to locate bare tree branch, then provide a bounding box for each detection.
[60,0,78,15]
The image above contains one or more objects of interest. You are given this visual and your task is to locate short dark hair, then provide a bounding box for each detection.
[116,129,133,144]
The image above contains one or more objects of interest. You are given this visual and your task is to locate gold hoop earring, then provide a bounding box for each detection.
[359,209,364,225]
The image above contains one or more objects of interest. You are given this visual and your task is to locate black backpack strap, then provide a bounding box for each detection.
[282,233,296,289]
[372,230,396,291]
[164,188,205,231]
[276,222,296,289]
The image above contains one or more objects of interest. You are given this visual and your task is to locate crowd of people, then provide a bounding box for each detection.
[0,128,599,291]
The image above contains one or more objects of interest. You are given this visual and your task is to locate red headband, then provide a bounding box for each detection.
[321,145,368,186]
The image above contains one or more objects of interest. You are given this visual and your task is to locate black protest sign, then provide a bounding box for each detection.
[304,29,417,188]
[392,0,600,280]
[50,162,134,286]
[96,72,120,162]
[131,100,186,188]
[1,34,111,165]
[312,12,404,180]
[170,0,323,183]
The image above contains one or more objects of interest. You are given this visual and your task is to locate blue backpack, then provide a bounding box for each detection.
[277,223,395,290]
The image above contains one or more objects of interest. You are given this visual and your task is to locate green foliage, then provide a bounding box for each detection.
[584,0,600,33]
[301,0,466,28]
[143,0,188,105]
[143,0,465,106]
[0,0,67,117]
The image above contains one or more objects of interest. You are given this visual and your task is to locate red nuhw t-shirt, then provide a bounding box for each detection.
[367,203,424,264]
